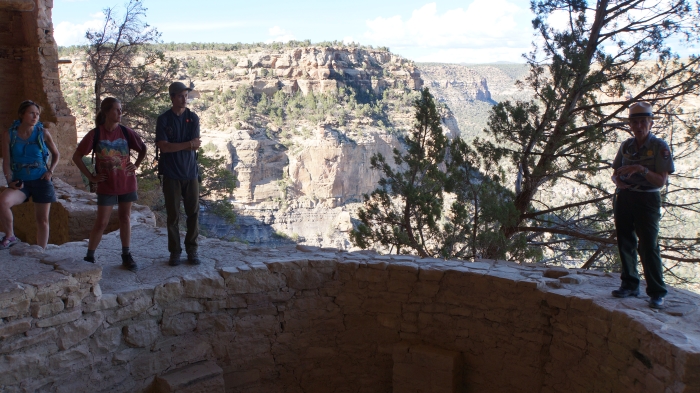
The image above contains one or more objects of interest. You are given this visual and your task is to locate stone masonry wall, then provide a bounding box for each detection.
[0,226,698,393]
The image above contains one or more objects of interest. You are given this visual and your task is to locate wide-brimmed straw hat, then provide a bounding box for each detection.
[628,102,654,118]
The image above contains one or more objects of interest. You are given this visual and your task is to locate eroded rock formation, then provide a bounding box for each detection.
[0,0,81,187]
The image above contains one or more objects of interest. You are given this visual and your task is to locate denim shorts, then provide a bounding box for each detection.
[97,191,138,206]
[16,178,56,204]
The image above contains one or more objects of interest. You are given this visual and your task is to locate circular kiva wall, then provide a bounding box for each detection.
[0,234,698,393]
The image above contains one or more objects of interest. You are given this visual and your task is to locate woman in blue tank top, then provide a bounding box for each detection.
[0,100,60,249]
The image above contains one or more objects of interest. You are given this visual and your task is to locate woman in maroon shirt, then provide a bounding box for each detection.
[72,97,147,271]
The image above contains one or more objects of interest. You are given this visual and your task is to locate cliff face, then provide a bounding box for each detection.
[194,46,423,96]
[419,63,530,139]
[59,45,462,249]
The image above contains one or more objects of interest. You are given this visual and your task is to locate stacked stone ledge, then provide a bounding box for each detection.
[0,225,698,393]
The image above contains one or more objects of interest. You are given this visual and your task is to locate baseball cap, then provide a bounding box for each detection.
[169,81,193,96]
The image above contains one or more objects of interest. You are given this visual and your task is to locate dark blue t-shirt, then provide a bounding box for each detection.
[155,108,200,181]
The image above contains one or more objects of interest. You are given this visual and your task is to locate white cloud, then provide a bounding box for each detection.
[156,21,247,32]
[267,26,295,43]
[53,12,104,46]
[363,1,533,62]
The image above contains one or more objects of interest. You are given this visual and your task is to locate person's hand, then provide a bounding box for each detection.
[125,162,138,173]
[41,170,53,181]
[190,138,201,150]
[89,173,107,183]
[8,180,22,190]
[612,176,631,189]
[615,165,644,177]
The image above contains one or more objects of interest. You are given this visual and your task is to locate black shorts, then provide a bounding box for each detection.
[16,178,56,204]
[97,191,138,206]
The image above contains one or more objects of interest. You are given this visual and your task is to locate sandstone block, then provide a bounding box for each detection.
[57,311,104,350]
[183,273,226,299]
[559,275,587,285]
[54,260,102,284]
[0,317,32,339]
[224,268,286,294]
[205,297,247,311]
[153,360,225,393]
[154,279,184,305]
[163,300,205,318]
[124,319,160,348]
[0,353,47,386]
[107,294,153,323]
[0,280,30,302]
[9,328,55,357]
[83,293,118,312]
[19,271,80,302]
[0,298,30,318]
[130,350,172,380]
[392,342,463,393]
[36,307,82,328]
[197,313,233,332]
[544,267,570,278]
[117,288,154,306]
[48,343,90,371]
[92,326,122,354]
[162,313,197,336]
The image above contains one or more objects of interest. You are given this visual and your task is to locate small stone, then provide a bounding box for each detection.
[544,267,570,278]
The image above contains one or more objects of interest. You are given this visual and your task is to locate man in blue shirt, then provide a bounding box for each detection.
[155,82,202,266]
[611,102,675,309]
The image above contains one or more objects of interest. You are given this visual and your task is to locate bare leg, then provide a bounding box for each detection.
[87,205,114,251]
[117,202,132,247]
[0,189,27,238]
[34,203,51,248]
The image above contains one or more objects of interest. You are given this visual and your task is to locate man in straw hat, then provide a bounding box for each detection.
[611,102,674,309]
[155,82,202,266]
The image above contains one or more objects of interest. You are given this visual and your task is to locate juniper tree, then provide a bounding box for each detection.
[85,0,178,137]
[474,0,700,265]
[350,88,532,260]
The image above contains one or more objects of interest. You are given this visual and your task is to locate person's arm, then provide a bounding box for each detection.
[156,139,199,153]
[40,130,60,181]
[610,146,630,189]
[615,165,668,187]
[125,130,147,172]
[71,132,106,184]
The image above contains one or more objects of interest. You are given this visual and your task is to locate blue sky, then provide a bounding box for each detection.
[52,0,537,63]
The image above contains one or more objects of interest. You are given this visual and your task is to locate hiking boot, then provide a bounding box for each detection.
[612,287,639,298]
[121,253,138,272]
[84,255,96,263]
[169,253,181,266]
[649,296,665,309]
[187,252,201,265]
[0,236,20,249]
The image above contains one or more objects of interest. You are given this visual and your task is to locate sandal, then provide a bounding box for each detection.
[0,236,20,249]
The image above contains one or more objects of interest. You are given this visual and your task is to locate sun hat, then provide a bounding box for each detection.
[628,102,654,118]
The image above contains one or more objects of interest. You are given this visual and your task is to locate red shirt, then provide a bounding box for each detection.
[76,125,146,195]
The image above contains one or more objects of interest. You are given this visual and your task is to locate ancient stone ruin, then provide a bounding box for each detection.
[1,1,700,392]
[2,224,700,392]
[0,0,80,186]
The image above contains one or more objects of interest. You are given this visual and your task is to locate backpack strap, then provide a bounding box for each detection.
[36,124,49,171]
[119,125,133,160]
[90,127,100,175]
